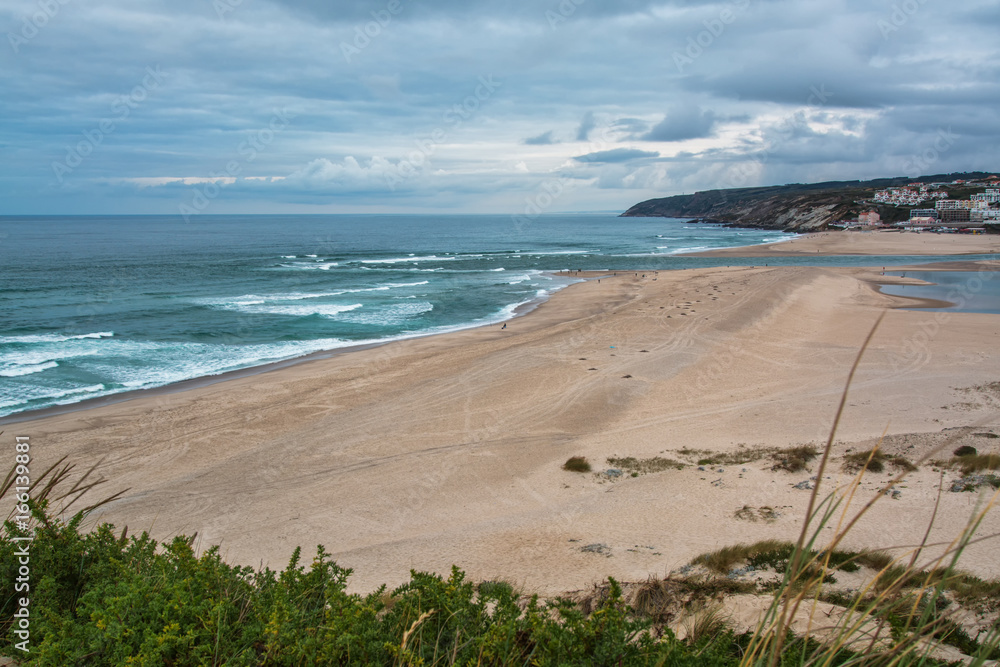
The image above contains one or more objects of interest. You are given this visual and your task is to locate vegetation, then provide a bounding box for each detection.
[954,453,1000,475]
[693,539,797,575]
[843,448,917,474]
[686,444,818,473]
[605,456,685,475]
[770,446,818,473]
[733,505,781,523]
[562,456,591,473]
[3,465,999,666]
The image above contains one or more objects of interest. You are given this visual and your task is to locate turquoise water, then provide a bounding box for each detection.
[881,270,1000,313]
[0,214,994,419]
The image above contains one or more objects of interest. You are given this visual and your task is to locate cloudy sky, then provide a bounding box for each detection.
[1,0,997,215]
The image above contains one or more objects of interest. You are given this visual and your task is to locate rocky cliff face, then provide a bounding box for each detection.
[621,188,860,231]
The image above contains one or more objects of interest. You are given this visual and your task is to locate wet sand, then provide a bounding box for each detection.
[688,230,1000,257]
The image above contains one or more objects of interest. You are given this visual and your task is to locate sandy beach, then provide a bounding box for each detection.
[689,229,1000,257]
[6,235,1000,595]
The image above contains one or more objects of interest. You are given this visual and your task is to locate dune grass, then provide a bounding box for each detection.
[605,456,685,475]
[843,448,917,474]
[687,444,819,473]
[954,453,1000,475]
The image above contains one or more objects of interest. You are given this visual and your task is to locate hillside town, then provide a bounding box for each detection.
[834,176,1000,233]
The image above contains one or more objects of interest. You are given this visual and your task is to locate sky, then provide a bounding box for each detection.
[1,0,998,215]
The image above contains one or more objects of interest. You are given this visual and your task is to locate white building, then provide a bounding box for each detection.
[971,188,1000,204]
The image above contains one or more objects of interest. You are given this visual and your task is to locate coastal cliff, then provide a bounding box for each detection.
[621,172,996,231]
[622,187,854,231]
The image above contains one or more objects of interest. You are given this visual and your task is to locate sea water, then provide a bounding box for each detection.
[0,214,993,418]
[881,271,1000,313]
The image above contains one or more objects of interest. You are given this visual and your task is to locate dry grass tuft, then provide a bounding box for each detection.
[681,604,730,644]
[770,445,819,473]
[954,453,1000,475]
[843,448,917,474]
[693,539,795,574]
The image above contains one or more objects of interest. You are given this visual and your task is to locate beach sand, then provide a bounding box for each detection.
[6,238,1000,595]
[689,229,1000,257]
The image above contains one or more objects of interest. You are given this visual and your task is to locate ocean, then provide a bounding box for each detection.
[0,214,993,419]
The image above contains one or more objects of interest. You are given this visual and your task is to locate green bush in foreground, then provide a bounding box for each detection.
[6,499,996,666]
[3,501,714,666]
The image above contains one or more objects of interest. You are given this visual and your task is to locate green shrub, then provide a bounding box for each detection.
[1,502,691,665]
[563,456,592,473]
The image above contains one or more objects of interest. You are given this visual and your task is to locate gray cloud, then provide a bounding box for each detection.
[576,111,597,141]
[0,0,997,214]
[643,106,717,142]
[524,131,557,145]
[574,148,660,163]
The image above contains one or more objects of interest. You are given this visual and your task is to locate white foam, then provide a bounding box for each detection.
[360,255,457,264]
[382,281,430,288]
[0,332,114,344]
[231,303,364,318]
[0,384,107,412]
[0,361,59,377]
[200,288,395,310]
[523,250,596,256]
[278,261,338,270]
[1,346,102,367]
[51,384,107,402]
[338,301,434,325]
